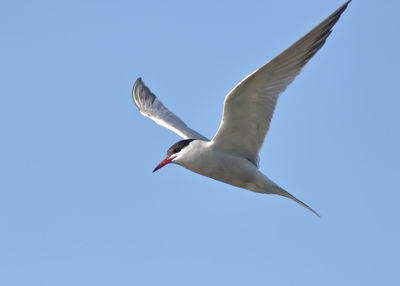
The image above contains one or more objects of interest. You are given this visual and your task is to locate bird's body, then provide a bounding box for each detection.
[174,140,262,190]
[132,1,352,216]
[172,139,319,215]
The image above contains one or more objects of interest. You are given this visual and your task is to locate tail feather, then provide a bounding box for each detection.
[243,172,319,216]
[277,187,320,217]
[267,183,320,217]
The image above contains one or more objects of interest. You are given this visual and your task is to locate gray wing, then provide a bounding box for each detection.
[133,78,208,140]
[211,1,350,166]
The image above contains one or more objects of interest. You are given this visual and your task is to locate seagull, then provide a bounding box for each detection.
[132,1,351,217]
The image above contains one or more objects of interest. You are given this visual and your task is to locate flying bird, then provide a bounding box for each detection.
[132,1,351,217]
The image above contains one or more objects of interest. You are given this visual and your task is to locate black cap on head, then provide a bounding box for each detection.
[167,139,195,157]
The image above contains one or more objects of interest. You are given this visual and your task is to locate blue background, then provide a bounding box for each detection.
[1,0,399,285]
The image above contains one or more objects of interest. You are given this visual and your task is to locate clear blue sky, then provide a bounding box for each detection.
[1,1,399,285]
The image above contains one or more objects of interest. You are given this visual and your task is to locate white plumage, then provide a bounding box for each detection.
[132,1,351,216]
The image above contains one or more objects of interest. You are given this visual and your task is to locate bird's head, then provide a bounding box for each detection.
[153,139,195,172]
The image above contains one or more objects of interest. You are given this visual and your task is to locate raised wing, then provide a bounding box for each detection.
[211,1,350,166]
[133,78,208,141]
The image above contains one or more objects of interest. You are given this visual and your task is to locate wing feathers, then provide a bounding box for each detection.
[211,1,350,165]
[132,78,208,141]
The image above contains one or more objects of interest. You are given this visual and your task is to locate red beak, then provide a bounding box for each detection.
[152,156,175,173]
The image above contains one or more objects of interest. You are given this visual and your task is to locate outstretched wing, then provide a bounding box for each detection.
[132,78,208,141]
[211,1,351,166]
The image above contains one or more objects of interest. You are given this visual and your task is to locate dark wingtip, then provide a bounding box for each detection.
[338,0,352,14]
[132,77,156,109]
[133,77,143,92]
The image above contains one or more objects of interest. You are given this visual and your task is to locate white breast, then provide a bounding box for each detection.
[173,140,267,191]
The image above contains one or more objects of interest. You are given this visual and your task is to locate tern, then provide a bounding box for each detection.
[132,1,351,217]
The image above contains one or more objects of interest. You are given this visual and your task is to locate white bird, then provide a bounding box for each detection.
[132,1,351,217]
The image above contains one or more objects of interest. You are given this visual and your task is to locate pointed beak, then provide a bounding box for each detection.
[152,156,175,173]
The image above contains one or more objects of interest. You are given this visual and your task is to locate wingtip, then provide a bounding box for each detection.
[132,77,144,107]
[133,77,143,90]
[326,0,352,21]
[331,0,352,20]
[132,77,158,112]
[339,0,352,12]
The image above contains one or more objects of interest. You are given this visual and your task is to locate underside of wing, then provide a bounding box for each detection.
[132,78,208,141]
[211,1,351,166]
